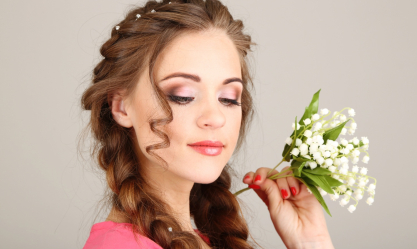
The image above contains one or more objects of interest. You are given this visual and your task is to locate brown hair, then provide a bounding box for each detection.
[79,0,259,248]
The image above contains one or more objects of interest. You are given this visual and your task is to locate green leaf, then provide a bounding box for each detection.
[295,176,332,217]
[292,157,310,163]
[290,161,303,177]
[297,162,306,177]
[303,167,332,176]
[301,172,335,195]
[300,89,321,123]
[323,119,350,143]
[323,175,343,187]
[282,90,321,161]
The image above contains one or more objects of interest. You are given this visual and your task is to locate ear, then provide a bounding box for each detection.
[108,90,133,128]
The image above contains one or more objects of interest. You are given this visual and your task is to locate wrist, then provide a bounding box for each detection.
[284,236,334,249]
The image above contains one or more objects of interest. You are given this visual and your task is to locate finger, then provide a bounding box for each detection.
[250,167,283,210]
[276,166,301,198]
[276,166,292,199]
[242,171,255,184]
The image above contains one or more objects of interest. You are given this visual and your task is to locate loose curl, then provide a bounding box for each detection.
[79,0,260,248]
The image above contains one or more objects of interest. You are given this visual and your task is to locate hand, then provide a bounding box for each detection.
[243,166,334,249]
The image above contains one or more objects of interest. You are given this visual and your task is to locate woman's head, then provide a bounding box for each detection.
[80,0,257,248]
[112,28,244,187]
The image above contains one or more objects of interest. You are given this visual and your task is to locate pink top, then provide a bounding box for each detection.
[83,221,210,249]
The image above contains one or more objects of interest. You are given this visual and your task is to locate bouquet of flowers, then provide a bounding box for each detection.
[234,89,376,216]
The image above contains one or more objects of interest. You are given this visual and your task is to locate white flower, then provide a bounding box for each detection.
[292,122,301,130]
[352,137,359,145]
[296,139,302,146]
[314,122,323,131]
[319,145,327,152]
[341,162,349,170]
[285,137,293,145]
[352,165,359,173]
[342,148,350,155]
[347,177,356,186]
[362,156,370,164]
[320,108,329,115]
[346,144,354,151]
[317,187,327,196]
[312,114,320,121]
[341,139,348,146]
[368,189,376,196]
[341,128,347,135]
[325,158,333,167]
[360,167,368,175]
[339,198,349,207]
[338,185,347,193]
[300,149,308,156]
[351,123,357,129]
[316,157,325,165]
[348,108,356,117]
[291,148,300,156]
[340,156,348,163]
[310,144,319,154]
[345,190,352,196]
[323,151,331,158]
[368,184,376,191]
[313,151,321,159]
[331,153,338,159]
[329,166,336,172]
[361,137,370,145]
[329,193,340,201]
[352,149,360,157]
[362,144,369,150]
[309,161,317,169]
[303,118,312,125]
[304,130,312,138]
[299,143,308,153]
[366,197,374,205]
[334,158,341,166]
[332,174,340,179]
[339,114,347,122]
[348,128,355,135]
[348,205,356,213]
[339,168,348,175]
[352,157,359,164]
[303,155,311,159]
[306,137,313,145]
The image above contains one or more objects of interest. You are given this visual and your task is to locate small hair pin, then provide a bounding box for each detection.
[168,227,172,232]
[135,14,141,20]
[169,1,171,3]
[115,25,120,30]
[151,9,156,13]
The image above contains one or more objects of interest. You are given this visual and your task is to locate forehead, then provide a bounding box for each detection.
[154,29,242,80]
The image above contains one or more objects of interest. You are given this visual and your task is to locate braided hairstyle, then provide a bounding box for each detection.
[80,0,259,248]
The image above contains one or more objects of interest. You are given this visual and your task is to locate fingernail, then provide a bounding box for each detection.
[281,189,288,199]
[291,187,297,196]
[249,184,260,190]
[244,175,250,180]
[254,175,261,182]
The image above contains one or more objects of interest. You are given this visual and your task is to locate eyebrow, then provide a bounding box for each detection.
[159,72,243,85]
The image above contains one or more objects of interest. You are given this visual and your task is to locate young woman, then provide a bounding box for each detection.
[81,0,334,248]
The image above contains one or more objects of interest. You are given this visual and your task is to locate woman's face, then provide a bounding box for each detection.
[117,29,243,186]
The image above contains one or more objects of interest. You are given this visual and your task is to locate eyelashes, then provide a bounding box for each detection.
[167,95,241,108]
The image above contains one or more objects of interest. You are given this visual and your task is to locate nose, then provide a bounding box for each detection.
[196,98,226,129]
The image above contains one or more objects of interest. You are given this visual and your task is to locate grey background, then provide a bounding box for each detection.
[1,0,416,248]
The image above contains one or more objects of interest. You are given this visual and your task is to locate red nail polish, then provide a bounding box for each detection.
[281,189,288,198]
[291,187,297,196]
[249,184,260,190]
[255,175,261,182]
[244,175,250,180]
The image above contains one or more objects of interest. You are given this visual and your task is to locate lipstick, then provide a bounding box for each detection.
[187,140,224,156]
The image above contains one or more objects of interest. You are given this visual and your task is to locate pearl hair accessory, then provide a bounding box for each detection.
[151,9,156,13]
[135,14,141,20]
[115,25,120,30]
[168,227,172,232]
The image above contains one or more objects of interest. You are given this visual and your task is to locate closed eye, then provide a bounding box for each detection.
[167,95,241,107]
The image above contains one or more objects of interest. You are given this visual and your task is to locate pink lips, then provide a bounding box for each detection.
[187,140,224,156]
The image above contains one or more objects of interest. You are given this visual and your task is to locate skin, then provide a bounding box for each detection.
[108,28,334,248]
